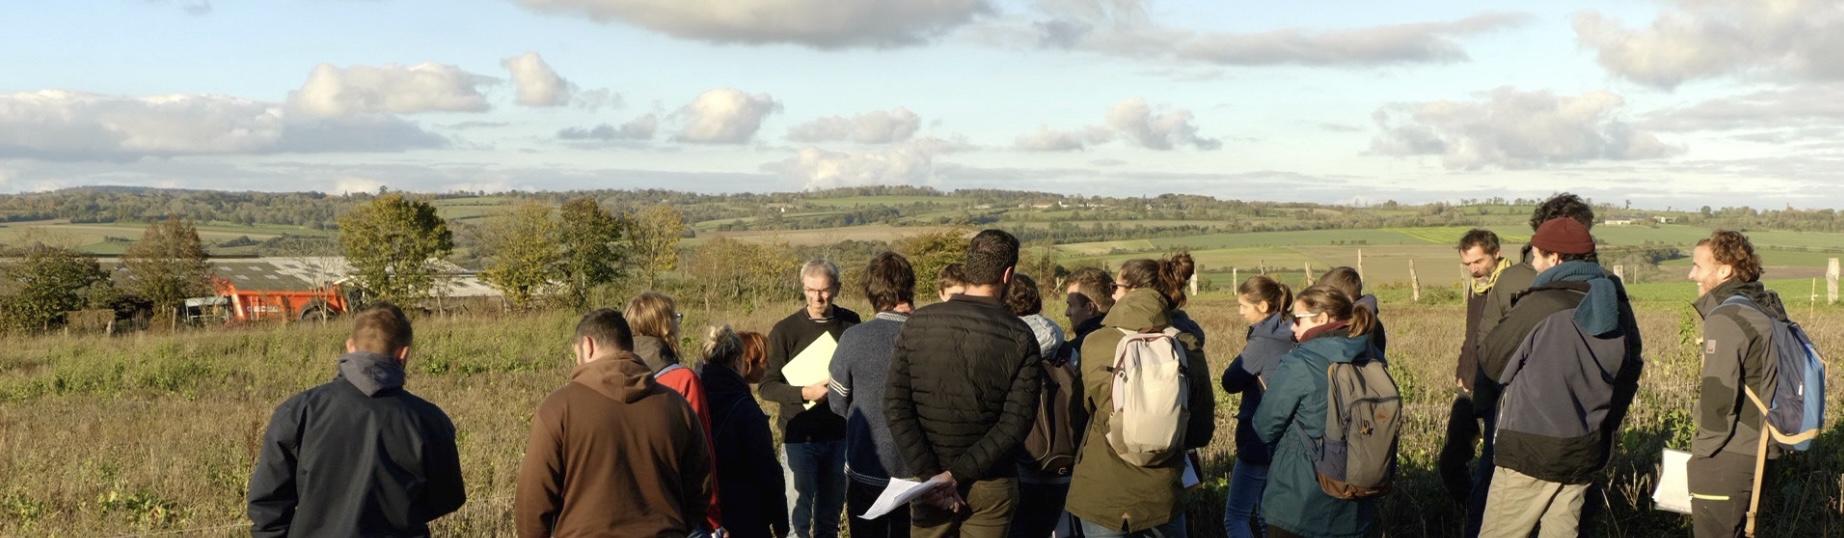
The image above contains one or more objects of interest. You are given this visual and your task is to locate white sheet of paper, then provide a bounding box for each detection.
[1653,448,1692,515]
[859,475,952,520]
[1181,452,1202,489]
[782,332,839,410]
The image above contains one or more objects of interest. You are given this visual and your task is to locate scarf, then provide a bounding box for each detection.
[1532,260,1621,336]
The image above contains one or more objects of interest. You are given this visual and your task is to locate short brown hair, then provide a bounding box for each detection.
[936,263,967,292]
[1458,229,1501,255]
[349,302,413,354]
[1004,273,1043,316]
[738,330,768,383]
[1318,266,1364,302]
[1066,266,1115,312]
[1698,230,1764,283]
[575,308,635,352]
[861,251,916,312]
[964,229,1021,286]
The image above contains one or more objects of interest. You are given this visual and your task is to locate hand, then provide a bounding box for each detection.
[801,382,829,402]
[923,471,963,511]
[1455,377,1468,391]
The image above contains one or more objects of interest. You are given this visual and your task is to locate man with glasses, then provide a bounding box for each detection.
[760,259,862,538]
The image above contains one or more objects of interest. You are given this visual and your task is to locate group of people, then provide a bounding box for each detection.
[244,194,1800,538]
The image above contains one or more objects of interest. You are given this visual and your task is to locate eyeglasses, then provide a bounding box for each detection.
[671,312,685,323]
[1291,311,1317,325]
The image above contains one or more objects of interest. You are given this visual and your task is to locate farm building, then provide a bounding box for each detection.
[102,256,503,322]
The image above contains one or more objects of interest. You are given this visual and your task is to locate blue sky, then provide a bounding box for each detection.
[3,0,1841,209]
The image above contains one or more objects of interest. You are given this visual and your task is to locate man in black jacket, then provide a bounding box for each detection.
[1688,231,1782,538]
[760,258,861,538]
[1440,229,1506,506]
[248,303,466,537]
[886,229,1043,538]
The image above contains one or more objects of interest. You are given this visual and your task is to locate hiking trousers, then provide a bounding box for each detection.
[1479,466,1587,538]
[912,477,1018,538]
[1690,450,1766,538]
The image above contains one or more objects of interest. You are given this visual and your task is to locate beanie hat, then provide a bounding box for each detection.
[1530,218,1595,255]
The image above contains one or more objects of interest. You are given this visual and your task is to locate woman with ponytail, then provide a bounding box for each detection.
[1113,252,1206,346]
[1252,286,1380,538]
[1219,276,1295,538]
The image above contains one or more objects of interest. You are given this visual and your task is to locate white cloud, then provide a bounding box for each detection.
[501,52,573,107]
[1020,2,1529,67]
[1105,98,1220,150]
[558,113,658,141]
[1016,98,1217,151]
[334,175,387,195]
[1573,0,1844,88]
[1014,125,1114,151]
[509,0,990,48]
[1641,84,1844,133]
[765,136,967,189]
[0,90,446,161]
[287,63,497,117]
[1368,87,1681,170]
[785,107,920,144]
[672,88,780,144]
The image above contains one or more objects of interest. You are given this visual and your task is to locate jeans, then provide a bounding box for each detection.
[1078,513,1187,538]
[848,477,911,538]
[786,441,848,538]
[1222,459,1269,538]
[1463,406,1497,538]
[1008,478,1071,538]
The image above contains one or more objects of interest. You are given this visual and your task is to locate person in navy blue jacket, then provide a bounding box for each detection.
[1219,275,1295,538]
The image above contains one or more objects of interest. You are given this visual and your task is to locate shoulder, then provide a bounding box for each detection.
[769,310,807,335]
[834,307,863,323]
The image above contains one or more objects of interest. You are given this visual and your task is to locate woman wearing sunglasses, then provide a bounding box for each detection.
[1251,286,1382,538]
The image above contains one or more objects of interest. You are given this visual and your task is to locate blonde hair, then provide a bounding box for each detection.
[702,324,745,370]
[624,291,680,355]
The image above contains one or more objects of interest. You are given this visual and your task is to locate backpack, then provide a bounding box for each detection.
[1025,353,1087,476]
[1296,354,1402,500]
[1104,327,1190,467]
[1719,296,1827,451]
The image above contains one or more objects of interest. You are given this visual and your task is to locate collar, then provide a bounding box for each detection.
[1472,256,1514,295]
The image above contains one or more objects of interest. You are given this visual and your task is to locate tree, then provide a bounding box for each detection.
[683,237,797,313]
[479,202,561,308]
[337,194,454,306]
[893,227,972,300]
[557,196,628,309]
[121,217,211,320]
[629,203,686,287]
[0,243,111,333]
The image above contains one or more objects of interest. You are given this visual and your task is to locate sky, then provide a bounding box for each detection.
[3,0,1842,209]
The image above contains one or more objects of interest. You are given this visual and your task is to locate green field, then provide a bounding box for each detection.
[802,195,952,208]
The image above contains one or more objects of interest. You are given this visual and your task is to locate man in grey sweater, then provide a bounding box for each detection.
[829,252,917,538]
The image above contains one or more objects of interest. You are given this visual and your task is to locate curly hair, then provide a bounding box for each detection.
[1698,230,1764,283]
[1004,273,1043,317]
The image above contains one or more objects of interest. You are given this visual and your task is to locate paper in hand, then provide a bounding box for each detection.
[783,332,839,410]
[1652,448,1692,515]
[859,475,952,520]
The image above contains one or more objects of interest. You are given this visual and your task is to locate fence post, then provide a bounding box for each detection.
[1828,258,1839,304]
[1304,262,1314,287]
[1357,249,1364,279]
[1233,267,1239,288]
[1614,264,1625,282]
[1410,259,1421,303]
[1189,271,1198,297]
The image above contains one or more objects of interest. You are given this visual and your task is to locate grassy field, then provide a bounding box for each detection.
[0,220,332,256]
[3,293,1841,537]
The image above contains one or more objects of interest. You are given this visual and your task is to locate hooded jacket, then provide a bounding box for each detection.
[1221,311,1294,465]
[701,361,790,538]
[1479,261,1642,485]
[634,335,722,531]
[248,352,466,538]
[1693,278,1786,459]
[1065,289,1216,532]
[1252,325,1380,538]
[514,354,713,538]
[885,294,1043,484]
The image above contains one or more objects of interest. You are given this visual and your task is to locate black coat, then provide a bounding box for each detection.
[885,294,1043,483]
[700,361,790,538]
[248,352,466,537]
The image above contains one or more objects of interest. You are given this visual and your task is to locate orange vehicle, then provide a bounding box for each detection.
[183,262,357,323]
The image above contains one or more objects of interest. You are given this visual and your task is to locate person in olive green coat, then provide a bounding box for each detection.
[1253,286,1380,538]
[1066,256,1216,537]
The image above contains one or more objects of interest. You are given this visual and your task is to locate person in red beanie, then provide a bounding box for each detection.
[1475,218,1643,538]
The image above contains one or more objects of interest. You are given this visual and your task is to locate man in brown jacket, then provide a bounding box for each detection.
[516,308,715,538]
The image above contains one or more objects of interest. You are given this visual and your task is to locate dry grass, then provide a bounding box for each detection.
[2,297,1840,536]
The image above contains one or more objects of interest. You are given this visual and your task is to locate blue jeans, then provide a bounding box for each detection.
[786,441,848,538]
[1079,513,1187,538]
[1222,459,1269,538]
[1464,407,1497,538]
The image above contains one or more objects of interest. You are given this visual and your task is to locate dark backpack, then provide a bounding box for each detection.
[1719,296,1827,451]
[1024,354,1087,475]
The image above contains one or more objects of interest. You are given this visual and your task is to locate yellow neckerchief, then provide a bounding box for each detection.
[1472,256,1514,295]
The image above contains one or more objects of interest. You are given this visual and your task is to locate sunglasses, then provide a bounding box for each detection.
[1291,311,1318,325]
